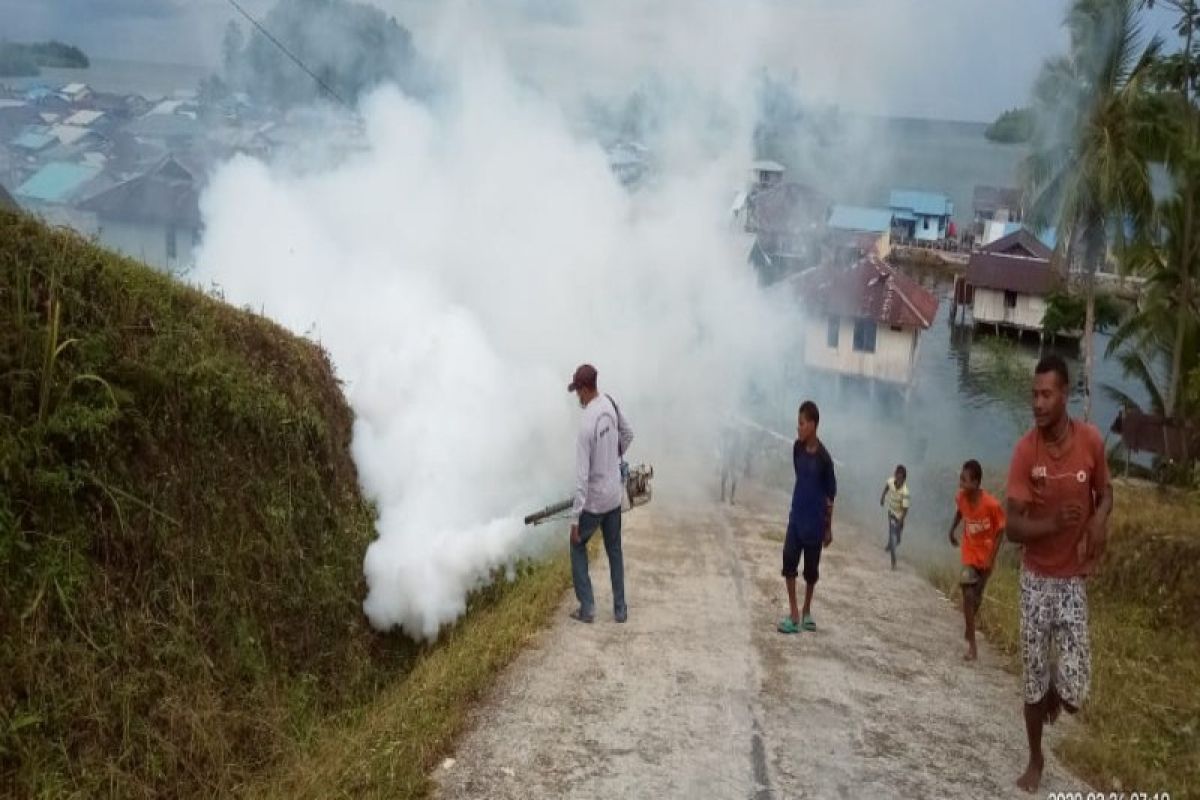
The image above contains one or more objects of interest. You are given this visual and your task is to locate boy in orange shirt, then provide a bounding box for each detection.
[947,459,1005,663]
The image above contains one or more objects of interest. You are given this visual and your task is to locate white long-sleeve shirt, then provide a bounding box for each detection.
[572,394,634,518]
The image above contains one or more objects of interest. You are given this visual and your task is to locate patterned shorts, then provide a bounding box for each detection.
[1019,570,1091,707]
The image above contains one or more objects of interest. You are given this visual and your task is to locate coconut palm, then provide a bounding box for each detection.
[1141,0,1200,417]
[1022,0,1163,421]
[1104,191,1200,416]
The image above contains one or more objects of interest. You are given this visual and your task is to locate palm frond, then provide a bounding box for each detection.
[1116,348,1167,412]
[1101,382,1147,411]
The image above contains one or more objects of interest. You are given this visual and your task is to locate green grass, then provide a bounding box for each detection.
[928,484,1200,798]
[245,553,571,799]
[0,211,573,797]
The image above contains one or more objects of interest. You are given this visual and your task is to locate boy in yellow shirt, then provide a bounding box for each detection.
[879,465,910,570]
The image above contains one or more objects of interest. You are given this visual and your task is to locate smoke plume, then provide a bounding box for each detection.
[193,6,792,637]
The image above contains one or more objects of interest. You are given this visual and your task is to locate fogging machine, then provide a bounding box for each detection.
[523,463,655,526]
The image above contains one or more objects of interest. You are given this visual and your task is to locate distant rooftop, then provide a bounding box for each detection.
[828,205,893,233]
[752,159,785,173]
[49,124,95,146]
[982,227,1053,259]
[889,189,952,217]
[796,257,939,329]
[967,252,1058,295]
[80,156,200,227]
[11,129,56,152]
[63,109,104,127]
[16,162,102,204]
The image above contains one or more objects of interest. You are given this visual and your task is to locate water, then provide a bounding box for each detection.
[846,116,1026,226]
[2,58,210,99]
[753,266,1144,557]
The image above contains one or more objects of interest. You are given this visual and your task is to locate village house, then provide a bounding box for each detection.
[751,160,785,190]
[889,189,953,242]
[959,250,1059,339]
[10,127,57,156]
[58,83,93,104]
[795,257,939,390]
[13,160,106,229]
[982,227,1054,259]
[826,204,893,262]
[743,181,826,282]
[972,185,1024,245]
[1111,407,1200,475]
[79,155,201,273]
[15,160,103,207]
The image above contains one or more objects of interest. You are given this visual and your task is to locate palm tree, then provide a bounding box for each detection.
[1022,0,1163,421]
[1105,191,1200,415]
[1141,0,1200,417]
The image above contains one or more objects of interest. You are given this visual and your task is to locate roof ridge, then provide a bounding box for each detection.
[885,267,933,328]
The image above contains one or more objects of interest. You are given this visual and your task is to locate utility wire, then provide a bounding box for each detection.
[225,0,353,110]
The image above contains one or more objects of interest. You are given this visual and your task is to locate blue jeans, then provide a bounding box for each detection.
[571,506,625,619]
[886,514,903,568]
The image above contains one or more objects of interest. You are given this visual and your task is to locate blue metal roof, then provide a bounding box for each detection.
[828,205,894,233]
[889,189,952,218]
[16,162,101,203]
[11,130,56,151]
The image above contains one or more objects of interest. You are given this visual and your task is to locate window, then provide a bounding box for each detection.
[853,319,877,353]
[826,316,840,348]
[923,217,931,231]
[166,226,177,260]
[890,325,903,333]
[1004,290,1018,309]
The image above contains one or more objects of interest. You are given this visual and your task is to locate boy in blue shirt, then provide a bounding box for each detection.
[778,400,837,634]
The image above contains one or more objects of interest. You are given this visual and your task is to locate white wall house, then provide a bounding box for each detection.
[972,287,1048,331]
[95,219,200,273]
[78,156,201,274]
[889,189,953,243]
[803,314,922,385]
[795,258,939,387]
[965,251,1057,335]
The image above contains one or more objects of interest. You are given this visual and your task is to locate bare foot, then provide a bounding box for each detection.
[963,645,977,662]
[1016,757,1044,793]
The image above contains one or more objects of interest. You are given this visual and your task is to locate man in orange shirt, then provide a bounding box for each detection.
[1005,355,1112,794]
[947,458,1005,663]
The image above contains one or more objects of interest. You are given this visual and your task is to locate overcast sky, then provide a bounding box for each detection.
[0,0,1181,121]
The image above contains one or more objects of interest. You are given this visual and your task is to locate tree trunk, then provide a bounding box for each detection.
[1082,228,1104,423]
[1168,12,1196,419]
[1167,272,1189,417]
[1083,277,1096,422]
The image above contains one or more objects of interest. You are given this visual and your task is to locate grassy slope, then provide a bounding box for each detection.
[0,212,572,798]
[245,554,570,800]
[929,484,1200,798]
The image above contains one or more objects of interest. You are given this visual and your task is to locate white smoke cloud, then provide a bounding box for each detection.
[192,6,790,638]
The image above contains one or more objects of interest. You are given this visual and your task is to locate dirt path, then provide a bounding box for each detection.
[434,486,1084,799]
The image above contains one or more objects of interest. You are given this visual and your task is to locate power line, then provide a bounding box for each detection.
[224,0,353,110]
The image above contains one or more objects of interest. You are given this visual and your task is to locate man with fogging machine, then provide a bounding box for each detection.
[567,364,634,624]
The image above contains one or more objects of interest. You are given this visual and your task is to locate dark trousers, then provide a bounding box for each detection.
[571,506,625,618]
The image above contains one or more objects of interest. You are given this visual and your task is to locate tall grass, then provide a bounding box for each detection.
[0,211,413,797]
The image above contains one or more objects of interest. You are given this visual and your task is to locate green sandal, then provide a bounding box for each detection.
[777,617,800,634]
[801,613,816,632]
